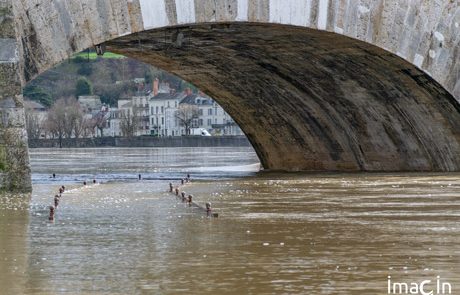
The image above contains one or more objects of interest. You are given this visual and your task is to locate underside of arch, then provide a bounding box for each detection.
[106,23,460,172]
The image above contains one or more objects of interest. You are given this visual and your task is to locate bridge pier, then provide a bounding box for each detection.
[0,1,31,193]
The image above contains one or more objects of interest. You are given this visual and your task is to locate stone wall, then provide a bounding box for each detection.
[28,136,251,148]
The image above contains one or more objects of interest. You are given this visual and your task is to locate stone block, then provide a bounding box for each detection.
[0,62,21,99]
[248,0,269,22]
[0,106,26,129]
[0,7,15,38]
[0,38,17,62]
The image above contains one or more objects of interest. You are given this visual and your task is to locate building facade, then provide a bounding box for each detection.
[103,78,243,137]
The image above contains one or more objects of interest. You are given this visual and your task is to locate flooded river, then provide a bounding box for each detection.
[1,147,460,294]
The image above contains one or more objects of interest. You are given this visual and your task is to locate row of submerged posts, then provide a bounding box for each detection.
[48,179,98,221]
[47,173,217,221]
[48,185,66,221]
[169,174,219,218]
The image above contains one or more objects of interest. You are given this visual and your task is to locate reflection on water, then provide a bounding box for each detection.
[30,147,261,183]
[0,208,29,295]
[1,148,460,294]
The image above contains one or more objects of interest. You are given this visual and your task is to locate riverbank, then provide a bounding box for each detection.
[28,135,251,148]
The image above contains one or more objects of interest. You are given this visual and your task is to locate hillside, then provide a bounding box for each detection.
[24,50,194,107]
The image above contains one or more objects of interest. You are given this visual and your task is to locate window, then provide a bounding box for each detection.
[175,101,177,108]
[151,107,153,114]
[167,101,170,107]
[207,119,212,126]
[199,109,203,115]
[214,108,218,115]
[161,117,164,125]
[156,106,159,114]
[161,106,164,114]
[208,108,212,115]
[198,119,203,126]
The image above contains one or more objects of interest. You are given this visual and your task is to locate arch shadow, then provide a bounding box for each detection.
[99,22,460,172]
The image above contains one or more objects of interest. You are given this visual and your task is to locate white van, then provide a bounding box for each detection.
[190,128,211,136]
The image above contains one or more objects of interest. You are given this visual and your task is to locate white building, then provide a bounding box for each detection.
[107,107,121,137]
[132,94,151,135]
[179,91,244,136]
[109,79,244,137]
[78,95,102,113]
[110,99,131,137]
[24,100,47,121]
[108,96,152,137]
[149,92,185,136]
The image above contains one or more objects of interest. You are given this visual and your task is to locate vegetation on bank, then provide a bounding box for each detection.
[23,50,195,107]
[72,51,125,60]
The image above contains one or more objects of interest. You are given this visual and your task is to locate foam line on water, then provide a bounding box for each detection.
[187,163,260,172]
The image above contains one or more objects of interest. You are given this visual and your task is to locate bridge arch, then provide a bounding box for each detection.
[105,22,460,172]
[0,0,459,190]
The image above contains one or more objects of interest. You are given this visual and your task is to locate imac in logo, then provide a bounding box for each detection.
[388,276,452,295]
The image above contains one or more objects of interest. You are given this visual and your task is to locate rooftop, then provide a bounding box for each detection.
[24,100,46,110]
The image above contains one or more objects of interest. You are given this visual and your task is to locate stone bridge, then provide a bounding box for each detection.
[0,0,459,192]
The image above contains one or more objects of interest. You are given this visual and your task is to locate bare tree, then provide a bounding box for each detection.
[92,109,110,137]
[25,108,43,140]
[44,97,87,146]
[45,98,67,147]
[73,114,94,139]
[119,108,139,137]
[84,118,96,138]
[175,104,199,135]
[63,97,83,138]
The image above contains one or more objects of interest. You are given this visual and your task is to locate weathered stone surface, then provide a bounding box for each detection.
[0,38,17,62]
[0,94,31,192]
[0,126,31,191]
[0,62,21,98]
[0,0,31,192]
[0,0,15,38]
[107,24,460,171]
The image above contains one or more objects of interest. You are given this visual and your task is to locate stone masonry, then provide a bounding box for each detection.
[0,0,31,192]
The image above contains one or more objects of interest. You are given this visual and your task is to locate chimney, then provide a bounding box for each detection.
[153,78,159,96]
[185,87,192,96]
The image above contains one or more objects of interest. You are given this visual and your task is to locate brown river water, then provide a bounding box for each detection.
[1,147,459,294]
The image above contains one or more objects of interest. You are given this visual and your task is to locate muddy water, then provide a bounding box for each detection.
[1,148,459,294]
